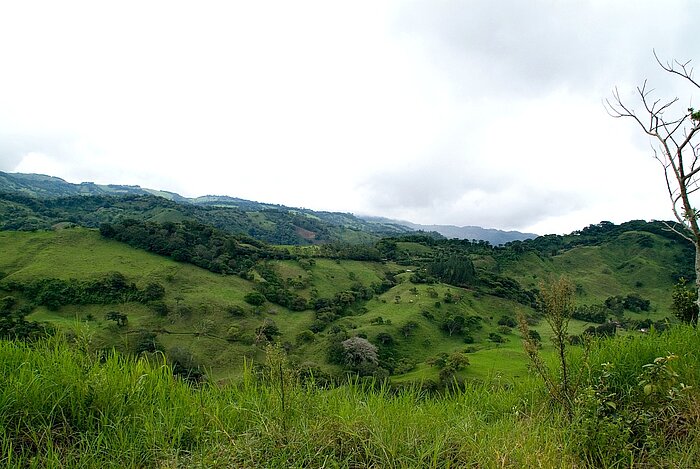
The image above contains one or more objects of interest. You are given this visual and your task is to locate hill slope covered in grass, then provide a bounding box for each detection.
[2,326,699,467]
[0,219,691,383]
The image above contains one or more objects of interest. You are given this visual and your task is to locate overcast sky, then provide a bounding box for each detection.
[1,1,699,235]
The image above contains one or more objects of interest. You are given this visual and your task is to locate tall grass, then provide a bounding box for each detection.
[1,326,699,468]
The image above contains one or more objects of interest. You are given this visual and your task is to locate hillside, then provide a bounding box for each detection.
[0,219,689,383]
[0,171,415,245]
[1,171,535,245]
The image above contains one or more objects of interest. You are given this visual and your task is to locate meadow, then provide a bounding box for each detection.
[1,325,699,468]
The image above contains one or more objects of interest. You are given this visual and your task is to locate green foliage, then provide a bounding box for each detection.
[497,315,517,327]
[244,291,266,306]
[227,304,247,317]
[428,255,476,286]
[0,296,49,340]
[168,345,204,383]
[399,320,419,338]
[427,351,470,382]
[375,332,395,346]
[488,332,506,343]
[574,355,694,466]
[295,329,315,345]
[441,314,466,336]
[100,218,290,277]
[572,303,609,323]
[132,332,161,354]
[105,311,128,327]
[1,327,699,467]
[671,277,699,324]
[255,318,281,344]
[520,276,584,421]
[3,272,163,309]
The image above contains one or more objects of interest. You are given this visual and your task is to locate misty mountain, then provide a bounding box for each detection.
[0,171,414,244]
[1,171,532,245]
[361,216,537,245]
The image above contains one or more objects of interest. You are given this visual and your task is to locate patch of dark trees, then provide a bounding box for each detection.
[100,218,291,275]
[310,274,398,333]
[2,272,165,311]
[0,294,51,341]
[572,294,651,323]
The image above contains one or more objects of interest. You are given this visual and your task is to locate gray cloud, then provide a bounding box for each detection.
[358,155,584,231]
[0,129,78,174]
[0,2,697,234]
[392,1,700,97]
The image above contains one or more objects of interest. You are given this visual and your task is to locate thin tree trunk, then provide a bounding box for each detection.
[696,242,700,327]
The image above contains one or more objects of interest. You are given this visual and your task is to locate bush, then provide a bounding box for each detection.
[296,329,315,344]
[244,292,266,306]
[488,332,506,343]
[497,315,517,327]
[497,326,512,335]
[149,301,169,317]
[227,304,247,317]
[573,355,694,466]
[141,282,165,302]
[375,332,394,346]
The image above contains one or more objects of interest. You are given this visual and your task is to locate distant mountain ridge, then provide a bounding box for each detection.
[0,171,533,244]
[361,216,537,245]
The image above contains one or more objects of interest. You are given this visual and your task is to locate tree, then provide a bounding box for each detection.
[255,318,281,343]
[105,311,128,327]
[341,336,378,368]
[671,277,699,325]
[441,314,466,336]
[399,320,419,338]
[606,52,700,322]
[375,332,395,346]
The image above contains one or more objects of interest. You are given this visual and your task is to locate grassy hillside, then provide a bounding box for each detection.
[1,225,686,385]
[2,326,699,467]
[499,230,684,316]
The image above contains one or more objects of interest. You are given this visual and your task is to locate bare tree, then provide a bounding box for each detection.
[606,51,700,323]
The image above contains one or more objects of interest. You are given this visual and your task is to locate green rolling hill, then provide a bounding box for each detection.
[0,218,690,384]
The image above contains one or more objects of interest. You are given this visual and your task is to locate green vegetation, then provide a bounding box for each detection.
[0,187,411,245]
[1,326,698,467]
[3,178,700,466]
[0,218,693,385]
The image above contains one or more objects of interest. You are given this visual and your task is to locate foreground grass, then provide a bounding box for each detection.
[1,329,699,468]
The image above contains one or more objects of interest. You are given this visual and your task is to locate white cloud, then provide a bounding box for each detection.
[0,1,698,234]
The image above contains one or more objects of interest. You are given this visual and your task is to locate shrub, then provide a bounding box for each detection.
[295,329,315,344]
[488,332,506,343]
[227,304,247,317]
[497,315,517,327]
[141,282,165,302]
[497,326,512,335]
[149,301,169,317]
[244,292,266,306]
[375,332,394,346]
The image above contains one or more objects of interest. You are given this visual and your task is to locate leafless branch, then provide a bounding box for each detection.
[661,220,695,244]
[654,49,700,89]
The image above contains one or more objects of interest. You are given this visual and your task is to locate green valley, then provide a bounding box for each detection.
[2,178,699,467]
[0,217,691,384]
